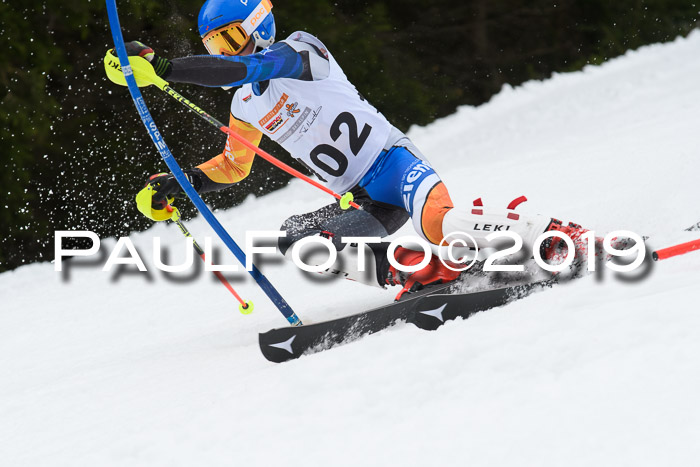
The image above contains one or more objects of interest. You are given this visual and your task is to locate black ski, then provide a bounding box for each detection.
[258,282,454,363]
[407,280,552,331]
[258,280,549,363]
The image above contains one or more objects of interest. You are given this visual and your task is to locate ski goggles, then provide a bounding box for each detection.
[201,0,273,56]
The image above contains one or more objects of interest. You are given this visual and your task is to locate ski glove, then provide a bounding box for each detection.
[135,171,203,222]
[124,41,172,78]
[147,171,203,205]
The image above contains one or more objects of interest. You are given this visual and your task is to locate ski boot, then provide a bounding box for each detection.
[541,218,641,275]
[540,219,592,264]
[386,247,463,300]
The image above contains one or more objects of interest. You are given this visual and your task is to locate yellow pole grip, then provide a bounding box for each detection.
[104,50,169,90]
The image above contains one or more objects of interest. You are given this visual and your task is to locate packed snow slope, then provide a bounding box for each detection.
[2,32,700,467]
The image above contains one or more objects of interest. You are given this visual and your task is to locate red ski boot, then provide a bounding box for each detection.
[387,247,462,300]
[541,219,638,273]
[540,219,595,266]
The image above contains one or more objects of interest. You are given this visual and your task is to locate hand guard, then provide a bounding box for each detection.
[135,171,202,221]
[104,49,167,89]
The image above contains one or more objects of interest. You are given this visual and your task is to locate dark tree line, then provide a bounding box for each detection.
[1,0,698,272]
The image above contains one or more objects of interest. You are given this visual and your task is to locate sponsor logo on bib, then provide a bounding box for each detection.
[259,93,289,126]
[286,102,300,117]
[265,115,284,133]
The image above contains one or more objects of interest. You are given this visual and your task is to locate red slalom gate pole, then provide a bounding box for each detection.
[652,238,700,261]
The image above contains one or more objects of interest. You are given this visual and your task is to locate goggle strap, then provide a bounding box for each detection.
[241,0,273,36]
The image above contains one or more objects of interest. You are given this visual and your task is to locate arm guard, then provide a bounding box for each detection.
[194,115,263,193]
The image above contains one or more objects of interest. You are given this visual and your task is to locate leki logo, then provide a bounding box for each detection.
[286,102,300,117]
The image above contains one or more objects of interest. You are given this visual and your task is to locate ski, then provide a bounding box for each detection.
[258,279,550,363]
[258,282,454,363]
[407,280,552,331]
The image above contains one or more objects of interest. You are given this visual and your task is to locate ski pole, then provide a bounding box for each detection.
[167,206,253,314]
[162,85,359,210]
[106,0,302,327]
[103,50,359,211]
[652,238,700,261]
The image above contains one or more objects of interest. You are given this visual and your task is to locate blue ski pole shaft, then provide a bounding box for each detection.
[105,0,301,326]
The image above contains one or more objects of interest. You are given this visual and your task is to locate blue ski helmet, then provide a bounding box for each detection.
[198,0,276,55]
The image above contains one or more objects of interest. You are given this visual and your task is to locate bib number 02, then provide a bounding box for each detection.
[309,112,372,177]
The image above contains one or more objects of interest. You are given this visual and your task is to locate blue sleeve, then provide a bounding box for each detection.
[167,42,308,88]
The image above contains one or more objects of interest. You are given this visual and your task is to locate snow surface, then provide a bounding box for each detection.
[2,32,700,466]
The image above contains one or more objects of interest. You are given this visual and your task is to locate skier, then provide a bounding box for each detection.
[127,0,588,298]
